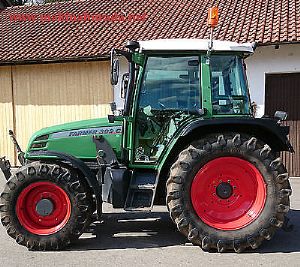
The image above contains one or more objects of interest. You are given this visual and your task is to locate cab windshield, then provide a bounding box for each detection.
[210,55,250,115]
[138,56,201,112]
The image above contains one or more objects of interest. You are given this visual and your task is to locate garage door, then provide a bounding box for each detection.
[265,73,300,177]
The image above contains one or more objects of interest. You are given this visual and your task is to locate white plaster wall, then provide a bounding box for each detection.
[245,43,300,117]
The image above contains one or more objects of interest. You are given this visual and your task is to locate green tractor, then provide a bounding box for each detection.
[0,38,293,252]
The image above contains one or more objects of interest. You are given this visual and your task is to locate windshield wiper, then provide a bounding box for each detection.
[171,108,207,117]
[152,107,207,117]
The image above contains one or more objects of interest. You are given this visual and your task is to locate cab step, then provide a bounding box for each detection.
[124,170,158,211]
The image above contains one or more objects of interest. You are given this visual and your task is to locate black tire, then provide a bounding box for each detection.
[166,133,291,252]
[76,171,97,229]
[0,162,93,251]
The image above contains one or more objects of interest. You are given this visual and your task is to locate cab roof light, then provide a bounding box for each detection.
[207,6,219,28]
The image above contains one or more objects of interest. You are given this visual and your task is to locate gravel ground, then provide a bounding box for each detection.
[0,170,299,267]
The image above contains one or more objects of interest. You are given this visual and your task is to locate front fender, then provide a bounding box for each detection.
[28,150,102,218]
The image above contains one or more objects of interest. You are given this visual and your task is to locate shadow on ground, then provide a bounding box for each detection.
[71,211,186,251]
[70,209,300,253]
[256,209,300,253]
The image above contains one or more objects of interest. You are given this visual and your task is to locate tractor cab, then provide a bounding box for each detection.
[110,39,255,164]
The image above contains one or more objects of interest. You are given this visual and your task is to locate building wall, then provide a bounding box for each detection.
[246,43,300,117]
[0,61,112,163]
[2,47,298,165]
[0,66,14,162]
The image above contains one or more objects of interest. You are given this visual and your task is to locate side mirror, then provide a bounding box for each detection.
[110,49,120,85]
[121,73,129,98]
[251,101,257,117]
[111,59,119,85]
[274,110,288,122]
[110,102,117,113]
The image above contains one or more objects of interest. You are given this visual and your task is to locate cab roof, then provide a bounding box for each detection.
[138,39,255,54]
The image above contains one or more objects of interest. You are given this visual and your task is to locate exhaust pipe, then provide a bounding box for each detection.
[9,130,25,166]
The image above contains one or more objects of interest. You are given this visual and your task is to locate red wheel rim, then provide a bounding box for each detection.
[191,157,266,230]
[16,181,71,235]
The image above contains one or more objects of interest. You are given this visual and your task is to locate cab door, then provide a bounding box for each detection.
[127,55,203,167]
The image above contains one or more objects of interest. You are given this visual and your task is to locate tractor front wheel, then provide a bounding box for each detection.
[0,162,92,250]
[166,133,291,252]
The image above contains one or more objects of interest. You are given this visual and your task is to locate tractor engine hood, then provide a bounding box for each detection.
[25,117,123,160]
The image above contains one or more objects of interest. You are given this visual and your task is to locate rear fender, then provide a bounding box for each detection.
[158,117,293,183]
[180,118,293,152]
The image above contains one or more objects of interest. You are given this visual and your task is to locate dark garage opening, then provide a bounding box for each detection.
[265,72,300,177]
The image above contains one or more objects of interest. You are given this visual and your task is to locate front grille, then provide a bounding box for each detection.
[30,134,49,150]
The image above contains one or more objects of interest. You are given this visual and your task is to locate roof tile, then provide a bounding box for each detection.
[0,0,299,63]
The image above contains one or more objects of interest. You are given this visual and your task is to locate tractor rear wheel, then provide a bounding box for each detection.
[0,162,92,250]
[166,133,291,252]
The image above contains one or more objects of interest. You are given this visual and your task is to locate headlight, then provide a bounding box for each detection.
[34,134,49,141]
